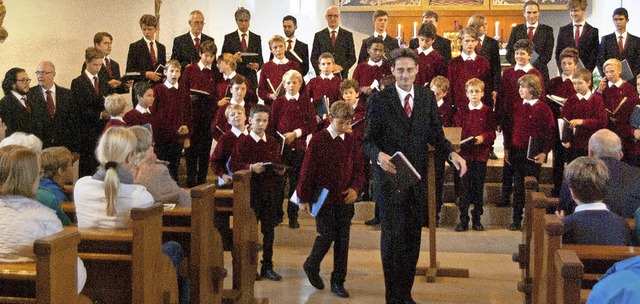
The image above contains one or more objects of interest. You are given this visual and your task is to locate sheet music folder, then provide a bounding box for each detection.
[389,151,421,192]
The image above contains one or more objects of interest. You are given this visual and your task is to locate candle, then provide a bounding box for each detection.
[413,21,417,38]
[511,23,517,28]
[495,21,500,37]
[398,23,402,37]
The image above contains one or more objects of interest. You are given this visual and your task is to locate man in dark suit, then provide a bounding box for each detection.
[555,0,599,73]
[506,1,555,85]
[270,15,309,77]
[310,6,356,79]
[171,10,215,71]
[72,47,114,177]
[28,61,78,152]
[0,67,37,137]
[222,7,264,90]
[126,14,166,87]
[357,10,399,64]
[408,10,452,64]
[362,48,466,304]
[597,7,640,79]
[85,32,131,94]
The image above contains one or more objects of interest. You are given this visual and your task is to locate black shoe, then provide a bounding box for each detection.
[260,268,282,281]
[472,223,484,231]
[289,219,300,229]
[488,150,498,160]
[508,222,521,231]
[365,218,380,226]
[331,281,350,298]
[303,263,324,290]
[455,223,468,232]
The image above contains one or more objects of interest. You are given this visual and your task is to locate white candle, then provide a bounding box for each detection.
[398,23,402,37]
[413,21,417,38]
[495,21,500,37]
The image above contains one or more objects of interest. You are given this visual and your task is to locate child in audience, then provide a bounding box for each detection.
[505,74,555,230]
[258,35,301,106]
[352,37,390,97]
[210,104,248,187]
[414,22,446,88]
[102,94,127,133]
[297,101,364,298]
[269,69,316,229]
[152,60,191,181]
[229,104,285,281]
[124,82,154,126]
[211,75,254,141]
[306,53,342,114]
[37,146,74,225]
[455,78,496,232]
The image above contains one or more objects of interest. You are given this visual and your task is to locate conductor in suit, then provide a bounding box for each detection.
[362,48,467,304]
[171,10,214,71]
[126,14,166,87]
[0,67,37,137]
[555,0,599,73]
[270,15,310,77]
[409,10,452,64]
[28,61,78,152]
[310,6,356,79]
[221,8,264,90]
[357,10,399,65]
[506,1,554,85]
[596,7,640,79]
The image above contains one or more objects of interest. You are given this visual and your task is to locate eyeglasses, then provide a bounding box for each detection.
[326,14,340,18]
[17,78,31,83]
[35,71,54,76]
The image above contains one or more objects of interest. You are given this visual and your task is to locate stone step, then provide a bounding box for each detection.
[441,182,553,205]
[442,158,554,184]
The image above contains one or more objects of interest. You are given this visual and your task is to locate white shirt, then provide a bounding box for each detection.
[573,20,586,38]
[40,85,56,107]
[273,57,290,65]
[10,91,27,108]
[230,99,245,107]
[515,63,534,72]
[523,98,539,106]
[84,69,99,83]
[164,81,179,89]
[223,71,237,80]
[143,36,157,54]
[576,90,592,101]
[574,202,608,213]
[373,31,387,40]
[328,27,340,36]
[320,73,335,80]
[562,74,573,82]
[189,31,202,45]
[231,126,248,137]
[237,30,249,45]
[461,52,477,61]
[250,131,267,142]
[198,61,211,70]
[327,124,345,140]
[110,116,125,122]
[437,98,444,108]
[615,30,628,49]
[609,79,624,88]
[417,46,434,56]
[367,59,383,67]
[396,83,414,110]
[135,104,150,114]
[285,37,297,50]
[468,102,483,110]
[526,22,539,36]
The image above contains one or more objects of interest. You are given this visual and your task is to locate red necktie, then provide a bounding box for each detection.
[45,90,55,118]
[241,34,247,52]
[105,58,113,78]
[287,39,292,51]
[194,37,200,52]
[574,24,581,46]
[476,39,482,54]
[93,76,99,95]
[618,36,624,54]
[331,30,337,47]
[527,27,534,41]
[22,96,31,113]
[404,94,412,118]
[149,41,157,67]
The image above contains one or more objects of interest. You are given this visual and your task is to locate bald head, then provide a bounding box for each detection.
[36,61,56,90]
[588,129,623,159]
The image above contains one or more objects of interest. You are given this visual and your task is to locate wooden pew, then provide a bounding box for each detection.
[554,249,584,304]
[0,229,86,304]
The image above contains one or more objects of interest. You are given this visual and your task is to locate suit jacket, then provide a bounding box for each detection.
[409,35,452,64]
[28,85,79,151]
[311,27,356,79]
[171,32,215,70]
[478,35,501,92]
[125,38,167,84]
[221,31,263,89]
[0,93,37,137]
[81,58,128,94]
[506,23,555,84]
[597,32,640,79]
[555,22,599,72]
[269,38,310,77]
[357,34,399,64]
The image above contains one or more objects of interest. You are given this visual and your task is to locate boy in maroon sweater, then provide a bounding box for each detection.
[506,74,555,230]
[455,78,496,232]
[211,75,254,141]
[352,38,390,97]
[124,82,154,127]
[298,101,364,298]
[152,60,191,181]
[215,53,257,107]
[210,104,248,187]
[269,69,316,228]
[306,53,342,113]
[102,94,128,133]
[414,23,446,88]
[258,35,301,106]
[229,104,285,281]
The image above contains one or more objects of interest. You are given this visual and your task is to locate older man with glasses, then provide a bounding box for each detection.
[311,5,356,79]
[0,67,38,137]
[171,10,215,71]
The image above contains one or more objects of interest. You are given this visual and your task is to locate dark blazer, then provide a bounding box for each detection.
[171,32,215,70]
[269,38,310,77]
[0,93,37,137]
[597,32,640,79]
[409,35,452,64]
[506,23,555,84]
[357,34,399,64]
[221,31,263,89]
[81,58,128,94]
[311,27,356,79]
[28,85,79,151]
[478,35,501,92]
[125,38,167,83]
[555,22,599,72]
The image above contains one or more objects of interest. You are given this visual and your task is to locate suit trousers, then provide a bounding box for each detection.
[156,141,183,182]
[459,161,487,224]
[251,188,280,269]
[283,148,305,221]
[509,148,541,223]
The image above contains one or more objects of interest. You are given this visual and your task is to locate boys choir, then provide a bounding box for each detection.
[3,0,640,300]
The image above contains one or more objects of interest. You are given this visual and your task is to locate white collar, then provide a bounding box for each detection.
[164,81,179,89]
[143,36,155,45]
[84,69,99,80]
[320,73,334,80]
[461,52,476,61]
[285,92,300,101]
[189,31,201,41]
[395,83,415,108]
[367,59,383,67]
[273,57,290,65]
[135,104,150,114]
[231,126,248,137]
[514,63,533,72]
[574,202,608,213]
[237,30,249,38]
[40,85,56,94]
[350,99,358,109]
[224,71,237,80]
[523,98,538,106]
[436,98,444,108]
[110,116,125,122]
[615,31,628,40]
[11,91,26,101]
[576,91,592,101]
[327,124,345,140]
[561,74,573,82]
[198,61,211,70]
[478,34,486,42]
[230,99,245,107]
[608,79,623,88]
[250,131,267,142]
[526,22,539,29]
[468,102,483,110]
[328,27,340,34]
[573,20,586,27]
[417,46,434,56]
[373,31,387,39]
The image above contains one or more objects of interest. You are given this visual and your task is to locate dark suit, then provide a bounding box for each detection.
[125,38,167,85]
[0,92,37,137]
[357,34,399,64]
[70,73,113,177]
[221,31,263,89]
[409,35,452,64]
[81,58,128,94]
[269,38,310,77]
[555,22,599,73]
[597,32,640,79]
[28,85,79,151]
[506,23,555,85]
[362,86,453,303]
[478,35,501,93]
[171,32,215,70]
[311,27,356,79]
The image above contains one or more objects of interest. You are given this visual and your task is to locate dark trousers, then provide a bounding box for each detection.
[283,148,305,222]
[251,188,279,269]
[185,134,212,187]
[379,190,422,303]
[156,141,183,181]
[305,204,354,283]
[510,149,541,223]
[459,161,487,224]
[434,152,461,223]
[501,161,514,204]
[551,140,565,197]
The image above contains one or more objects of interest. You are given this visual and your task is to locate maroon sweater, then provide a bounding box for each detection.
[215,74,258,104]
[257,60,301,105]
[228,133,282,191]
[438,98,455,127]
[496,67,544,129]
[506,100,555,154]
[181,64,218,140]
[210,130,245,176]
[102,118,127,134]
[447,54,492,110]
[123,108,153,126]
[352,61,391,89]
[560,93,608,151]
[210,101,253,141]
[598,82,640,156]
[456,105,496,162]
[151,84,192,144]
[296,129,364,206]
[351,100,366,143]
[305,75,341,107]
[414,49,446,87]
[269,93,316,150]
[548,76,577,118]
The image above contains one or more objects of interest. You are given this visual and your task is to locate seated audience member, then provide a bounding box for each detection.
[124,82,154,127]
[0,118,6,141]
[102,94,128,133]
[561,156,630,245]
[0,132,42,153]
[0,145,86,292]
[37,146,74,225]
[587,255,640,304]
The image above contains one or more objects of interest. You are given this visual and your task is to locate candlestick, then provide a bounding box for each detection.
[495,21,500,37]
[398,23,402,37]
[413,21,417,38]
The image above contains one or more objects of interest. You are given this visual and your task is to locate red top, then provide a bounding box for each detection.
[151,84,192,144]
[598,82,640,156]
[257,60,301,105]
[438,98,455,127]
[414,49,446,87]
[456,105,496,162]
[560,93,608,151]
[547,76,576,118]
[496,67,545,129]
[181,64,218,141]
[102,118,127,134]
[123,108,153,127]
[305,75,342,107]
[210,130,245,176]
[506,100,555,154]
[228,133,282,191]
[447,54,493,110]
[269,93,316,151]
[352,61,391,89]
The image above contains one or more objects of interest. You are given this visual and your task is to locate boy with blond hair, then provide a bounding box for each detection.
[37,146,75,225]
[258,35,301,106]
[102,94,128,133]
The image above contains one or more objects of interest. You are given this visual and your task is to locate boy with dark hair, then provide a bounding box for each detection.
[211,75,254,140]
[258,35,302,106]
[414,22,446,88]
[124,82,154,126]
[306,53,342,108]
[597,7,640,79]
[298,101,364,298]
[126,14,166,86]
[357,9,398,64]
[352,37,390,96]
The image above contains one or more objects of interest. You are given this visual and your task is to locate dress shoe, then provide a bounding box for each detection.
[508,222,522,231]
[404,299,419,304]
[289,219,300,229]
[364,217,380,226]
[303,263,324,290]
[488,150,498,160]
[260,268,282,281]
[455,222,468,232]
[472,223,484,231]
[331,281,350,298]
